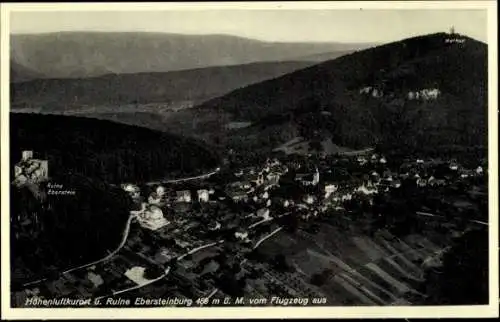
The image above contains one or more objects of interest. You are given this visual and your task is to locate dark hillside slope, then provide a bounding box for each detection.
[194,33,487,157]
[10,113,218,184]
[10,174,132,286]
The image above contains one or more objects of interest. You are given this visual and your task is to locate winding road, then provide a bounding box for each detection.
[146,167,221,186]
[415,211,488,226]
[22,214,136,288]
[253,227,283,250]
[21,167,221,288]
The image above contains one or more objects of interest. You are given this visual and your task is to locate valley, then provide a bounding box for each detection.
[8,29,491,310]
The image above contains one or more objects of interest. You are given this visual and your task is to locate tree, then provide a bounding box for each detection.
[311,268,332,286]
[144,266,164,280]
[420,229,488,305]
[272,254,291,272]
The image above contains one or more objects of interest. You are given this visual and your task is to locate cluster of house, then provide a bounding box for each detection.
[13,150,49,187]
[226,158,288,203]
[293,153,487,220]
[353,154,485,192]
[356,153,387,166]
[122,183,216,231]
[358,86,441,101]
[295,166,320,187]
[359,86,384,98]
[407,88,440,100]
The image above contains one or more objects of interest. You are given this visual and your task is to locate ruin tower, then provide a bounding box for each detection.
[22,150,33,162]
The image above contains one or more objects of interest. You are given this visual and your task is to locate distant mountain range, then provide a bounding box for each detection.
[11,61,317,110]
[182,33,487,158]
[10,32,373,80]
[10,32,487,161]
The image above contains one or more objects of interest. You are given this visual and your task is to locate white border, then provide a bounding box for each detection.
[1,1,498,319]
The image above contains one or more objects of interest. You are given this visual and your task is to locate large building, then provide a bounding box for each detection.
[135,205,169,231]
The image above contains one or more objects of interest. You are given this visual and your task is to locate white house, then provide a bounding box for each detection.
[148,192,162,205]
[235,230,249,241]
[197,189,209,202]
[303,195,315,205]
[341,193,353,201]
[176,190,192,203]
[257,208,271,220]
[417,178,427,188]
[123,183,140,193]
[357,156,367,165]
[137,205,169,230]
[391,180,402,188]
[156,186,166,198]
[208,221,221,231]
[356,183,378,195]
[324,184,338,199]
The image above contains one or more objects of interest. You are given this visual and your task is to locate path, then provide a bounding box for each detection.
[22,213,136,288]
[146,167,220,186]
[253,227,283,250]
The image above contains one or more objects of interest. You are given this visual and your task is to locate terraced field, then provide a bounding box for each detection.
[254,218,459,306]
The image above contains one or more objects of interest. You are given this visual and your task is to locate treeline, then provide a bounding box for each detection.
[418,228,488,305]
[11,173,132,287]
[10,113,218,184]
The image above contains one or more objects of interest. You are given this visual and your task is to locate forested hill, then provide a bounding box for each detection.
[10,61,316,111]
[10,113,219,184]
[10,174,133,286]
[193,33,487,158]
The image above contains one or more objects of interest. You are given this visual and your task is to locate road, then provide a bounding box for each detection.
[253,227,283,250]
[102,220,282,298]
[146,167,221,186]
[339,147,375,157]
[22,213,136,288]
[21,167,221,288]
[248,217,273,229]
[98,240,225,298]
[416,211,488,226]
[177,240,225,261]
[63,214,136,275]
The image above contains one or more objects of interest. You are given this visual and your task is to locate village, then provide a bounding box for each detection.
[11,147,488,306]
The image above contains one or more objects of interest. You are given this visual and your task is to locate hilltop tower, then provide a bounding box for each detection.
[449,26,456,35]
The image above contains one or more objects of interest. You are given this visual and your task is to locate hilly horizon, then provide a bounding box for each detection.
[180,32,487,159]
[10,31,488,162]
[10,60,318,111]
[10,31,373,79]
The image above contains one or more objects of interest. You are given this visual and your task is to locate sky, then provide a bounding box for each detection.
[9,9,488,44]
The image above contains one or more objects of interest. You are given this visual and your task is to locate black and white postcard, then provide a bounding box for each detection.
[1,1,498,319]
